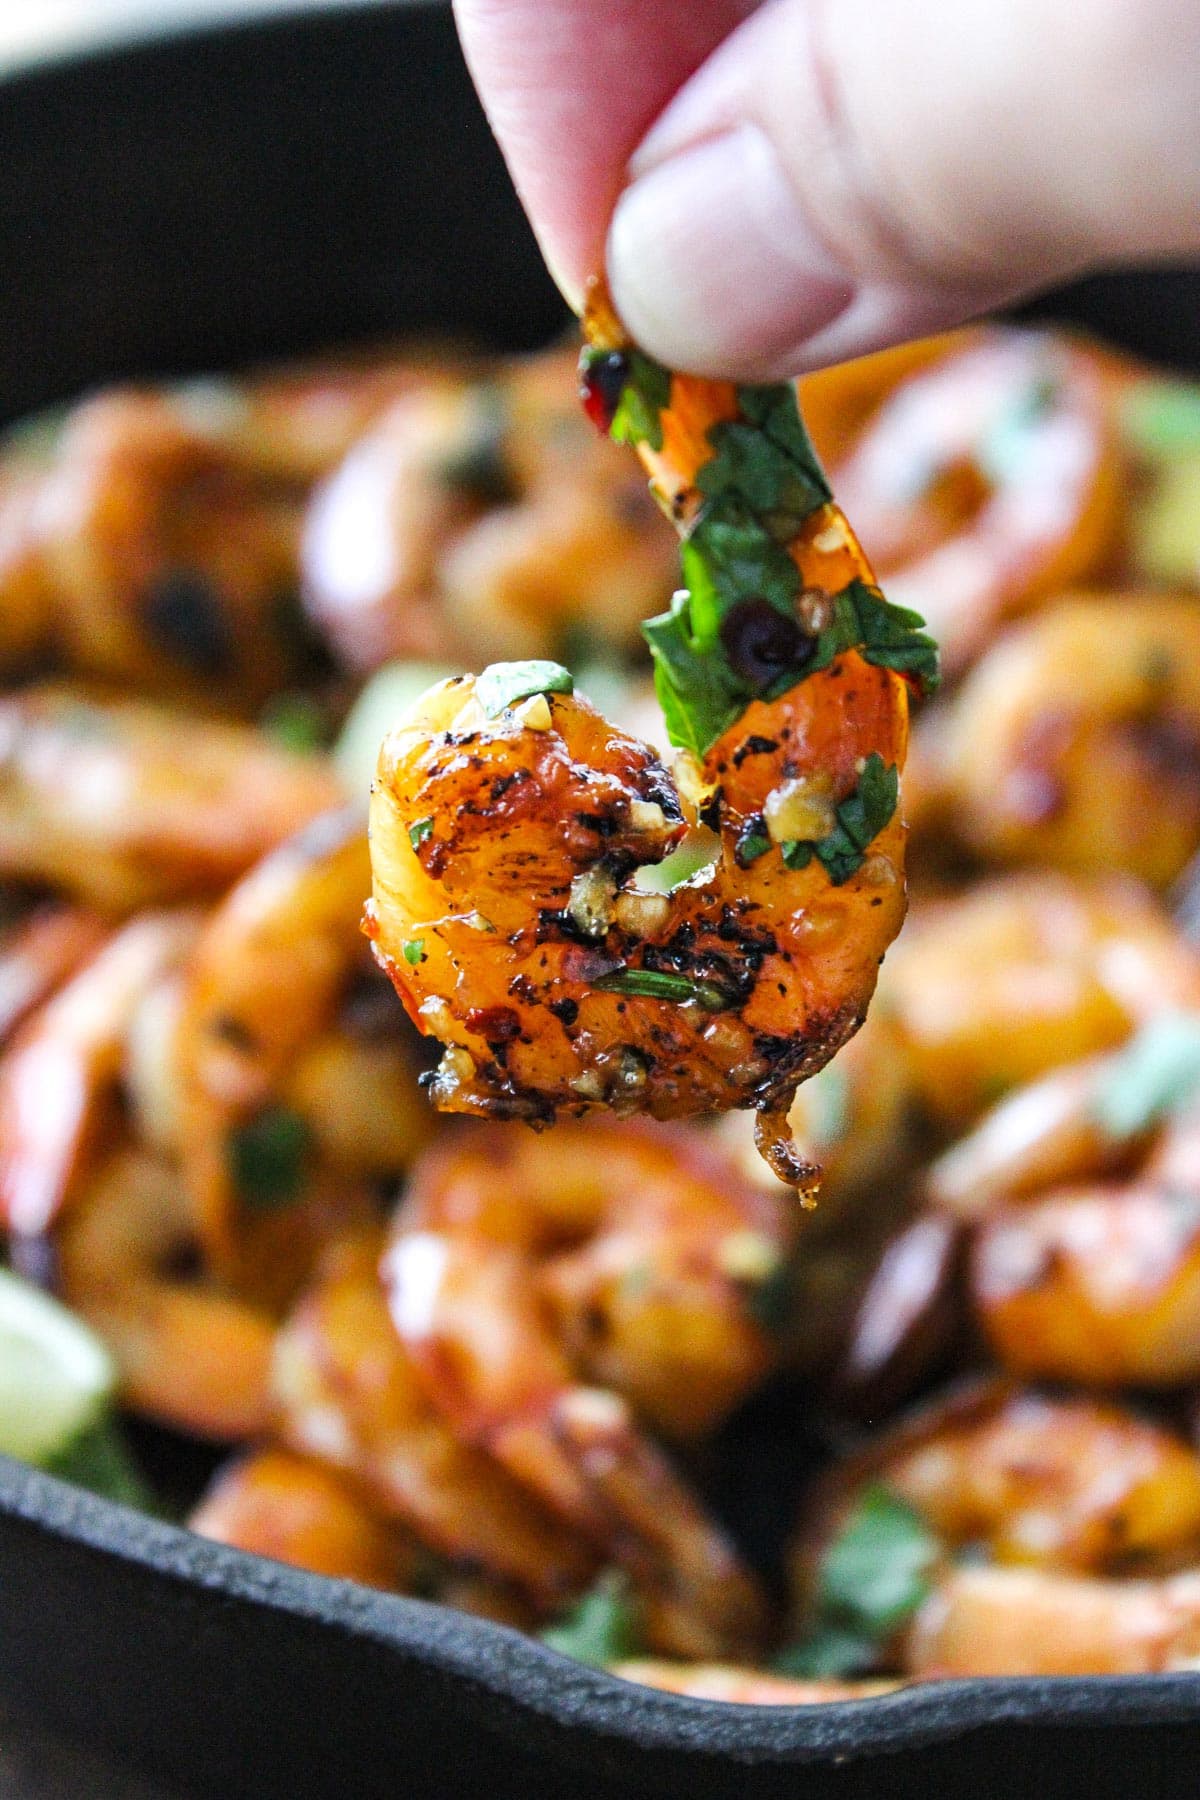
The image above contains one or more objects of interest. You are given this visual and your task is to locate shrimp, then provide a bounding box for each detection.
[925,1054,1139,1221]
[271,1235,599,1610]
[55,1148,276,1440]
[795,1383,1200,1593]
[907,1565,1200,1677]
[368,293,931,1178]
[300,344,676,673]
[384,1121,796,1440]
[175,808,431,1309]
[610,1662,897,1704]
[877,872,1200,1129]
[0,910,199,1238]
[13,388,312,709]
[831,328,1121,677]
[189,1447,423,1591]
[0,684,343,913]
[0,905,110,1045]
[380,1122,775,1658]
[915,594,1200,888]
[971,1112,1200,1387]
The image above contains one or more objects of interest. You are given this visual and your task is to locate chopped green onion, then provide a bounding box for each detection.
[592,967,730,1010]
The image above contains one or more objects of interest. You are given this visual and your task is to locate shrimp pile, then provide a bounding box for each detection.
[5,317,1200,1707]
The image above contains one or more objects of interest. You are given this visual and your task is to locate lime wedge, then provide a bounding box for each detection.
[0,1268,115,1465]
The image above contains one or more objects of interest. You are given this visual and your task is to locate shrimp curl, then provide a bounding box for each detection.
[367,294,935,1179]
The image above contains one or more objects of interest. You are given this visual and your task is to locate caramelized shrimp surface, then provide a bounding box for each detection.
[368,298,932,1177]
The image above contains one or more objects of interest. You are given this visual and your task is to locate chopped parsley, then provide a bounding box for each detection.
[1093,1012,1200,1139]
[402,938,425,966]
[607,351,672,453]
[541,1571,643,1667]
[782,753,899,886]
[228,1105,314,1213]
[808,580,939,693]
[775,1487,939,1678]
[475,659,574,718]
[408,816,434,851]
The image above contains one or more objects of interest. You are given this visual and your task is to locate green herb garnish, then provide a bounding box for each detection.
[260,693,330,755]
[593,967,730,1010]
[782,753,899,886]
[1122,380,1200,456]
[475,659,575,718]
[541,1571,643,1667]
[228,1105,314,1213]
[775,1487,939,1678]
[810,580,940,693]
[402,938,425,966]
[45,1414,157,1511]
[608,352,672,453]
[697,384,831,533]
[408,817,434,851]
[1093,1012,1200,1139]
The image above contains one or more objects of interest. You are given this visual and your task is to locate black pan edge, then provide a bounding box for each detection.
[4,1454,1200,1778]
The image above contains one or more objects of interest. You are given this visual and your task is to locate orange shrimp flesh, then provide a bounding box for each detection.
[368,288,934,1182]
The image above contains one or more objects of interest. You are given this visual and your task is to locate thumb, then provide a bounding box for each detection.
[607,0,1200,378]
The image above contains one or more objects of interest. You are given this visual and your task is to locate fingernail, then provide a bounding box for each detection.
[607,122,855,378]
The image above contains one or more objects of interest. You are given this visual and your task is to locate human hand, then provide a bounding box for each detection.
[455,0,1200,378]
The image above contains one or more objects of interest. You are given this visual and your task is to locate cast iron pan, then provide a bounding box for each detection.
[1,6,1199,1794]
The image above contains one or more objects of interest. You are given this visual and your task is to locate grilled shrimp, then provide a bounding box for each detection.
[0,905,109,1045]
[907,1565,1200,1677]
[796,1382,1200,1589]
[175,809,431,1309]
[369,298,932,1178]
[56,1148,276,1440]
[189,1447,423,1590]
[971,1107,1200,1388]
[611,1662,897,1704]
[381,1122,776,1655]
[877,873,1200,1129]
[300,344,675,673]
[0,910,200,1238]
[271,1235,599,1610]
[832,328,1120,677]
[914,594,1200,888]
[8,388,316,708]
[0,685,342,913]
[383,1120,795,1442]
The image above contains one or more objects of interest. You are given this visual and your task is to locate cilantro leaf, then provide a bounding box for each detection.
[682,502,801,639]
[820,1486,939,1633]
[542,1571,643,1667]
[1093,1012,1200,1138]
[643,590,749,758]
[476,660,574,717]
[812,581,940,694]
[228,1105,313,1213]
[45,1414,158,1511]
[776,1486,938,1677]
[609,352,672,453]
[696,383,831,532]
[773,1628,881,1680]
[782,753,899,886]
